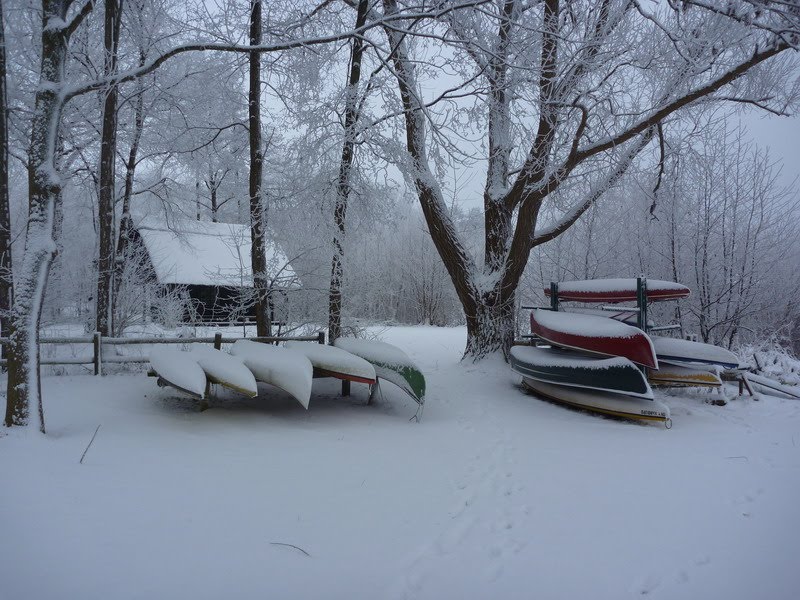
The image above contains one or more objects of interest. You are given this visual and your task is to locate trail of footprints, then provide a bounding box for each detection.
[392,415,529,597]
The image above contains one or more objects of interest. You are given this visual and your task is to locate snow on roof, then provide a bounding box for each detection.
[135,217,297,288]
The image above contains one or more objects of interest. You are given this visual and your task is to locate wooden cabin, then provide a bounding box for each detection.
[132,217,298,324]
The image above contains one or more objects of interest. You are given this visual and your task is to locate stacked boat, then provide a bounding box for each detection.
[512,308,670,425]
[148,336,425,412]
[512,277,741,425]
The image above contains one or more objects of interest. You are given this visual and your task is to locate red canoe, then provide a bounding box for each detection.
[544,278,690,303]
[531,309,658,369]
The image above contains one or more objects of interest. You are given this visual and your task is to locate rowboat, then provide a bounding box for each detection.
[189,346,258,397]
[651,336,740,370]
[544,278,690,303]
[530,309,658,369]
[230,340,313,409]
[285,341,377,385]
[509,345,653,399]
[149,347,207,399]
[648,363,722,387]
[333,338,425,405]
[521,378,670,425]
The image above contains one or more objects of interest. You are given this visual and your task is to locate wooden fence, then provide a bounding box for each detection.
[0,330,326,375]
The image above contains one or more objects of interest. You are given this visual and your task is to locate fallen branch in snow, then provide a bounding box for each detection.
[79,425,101,465]
[270,542,311,557]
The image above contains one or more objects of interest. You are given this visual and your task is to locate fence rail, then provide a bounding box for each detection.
[0,330,326,374]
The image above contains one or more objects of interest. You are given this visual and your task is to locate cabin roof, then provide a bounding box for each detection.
[134,217,297,288]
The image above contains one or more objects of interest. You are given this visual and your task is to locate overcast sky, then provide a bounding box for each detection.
[742,110,800,191]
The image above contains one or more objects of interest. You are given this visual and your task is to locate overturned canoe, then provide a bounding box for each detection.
[149,347,207,399]
[648,363,722,387]
[651,336,740,370]
[333,338,425,405]
[509,345,653,399]
[189,346,258,397]
[522,378,670,424]
[531,309,658,369]
[230,340,313,409]
[285,341,377,385]
[545,278,690,303]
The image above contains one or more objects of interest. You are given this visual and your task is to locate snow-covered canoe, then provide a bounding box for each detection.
[544,278,690,303]
[648,363,722,387]
[651,336,740,370]
[522,378,670,425]
[149,347,207,399]
[189,346,258,397]
[230,340,313,409]
[285,341,377,385]
[530,309,658,369]
[333,338,425,405]
[509,345,653,399]
[568,306,651,328]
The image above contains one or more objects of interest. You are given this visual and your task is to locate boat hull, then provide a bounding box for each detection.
[648,364,722,387]
[333,338,425,405]
[189,346,258,397]
[544,278,690,303]
[149,347,207,399]
[531,309,657,369]
[510,345,653,399]
[285,341,377,385]
[522,378,670,424]
[230,340,313,409]
[651,336,740,370]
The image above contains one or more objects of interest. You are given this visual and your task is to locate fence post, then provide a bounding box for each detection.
[93,332,102,376]
[317,330,326,345]
[213,332,222,350]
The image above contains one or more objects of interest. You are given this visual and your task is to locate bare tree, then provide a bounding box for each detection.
[328,0,370,343]
[0,0,13,369]
[379,0,799,358]
[248,0,271,337]
[96,0,123,337]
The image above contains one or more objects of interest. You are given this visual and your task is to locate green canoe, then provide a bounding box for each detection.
[333,338,425,405]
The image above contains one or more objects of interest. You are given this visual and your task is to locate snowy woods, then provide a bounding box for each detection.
[2,0,800,428]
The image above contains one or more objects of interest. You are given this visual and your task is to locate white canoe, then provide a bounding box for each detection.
[648,363,722,387]
[230,340,313,409]
[189,346,258,397]
[652,336,740,369]
[285,341,376,384]
[522,378,670,425]
[149,347,207,399]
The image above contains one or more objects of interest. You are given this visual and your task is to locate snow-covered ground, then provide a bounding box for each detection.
[2,326,799,599]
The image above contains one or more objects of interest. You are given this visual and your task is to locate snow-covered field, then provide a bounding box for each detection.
[2,326,799,600]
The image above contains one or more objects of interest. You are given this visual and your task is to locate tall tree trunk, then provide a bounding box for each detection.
[5,0,85,429]
[249,0,270,336]
[96,0,122,337]
[112,58,145,334]
[328,0,369,343]
[0,0,14,369]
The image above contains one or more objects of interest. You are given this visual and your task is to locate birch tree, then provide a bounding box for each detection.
[379,0,800,358]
